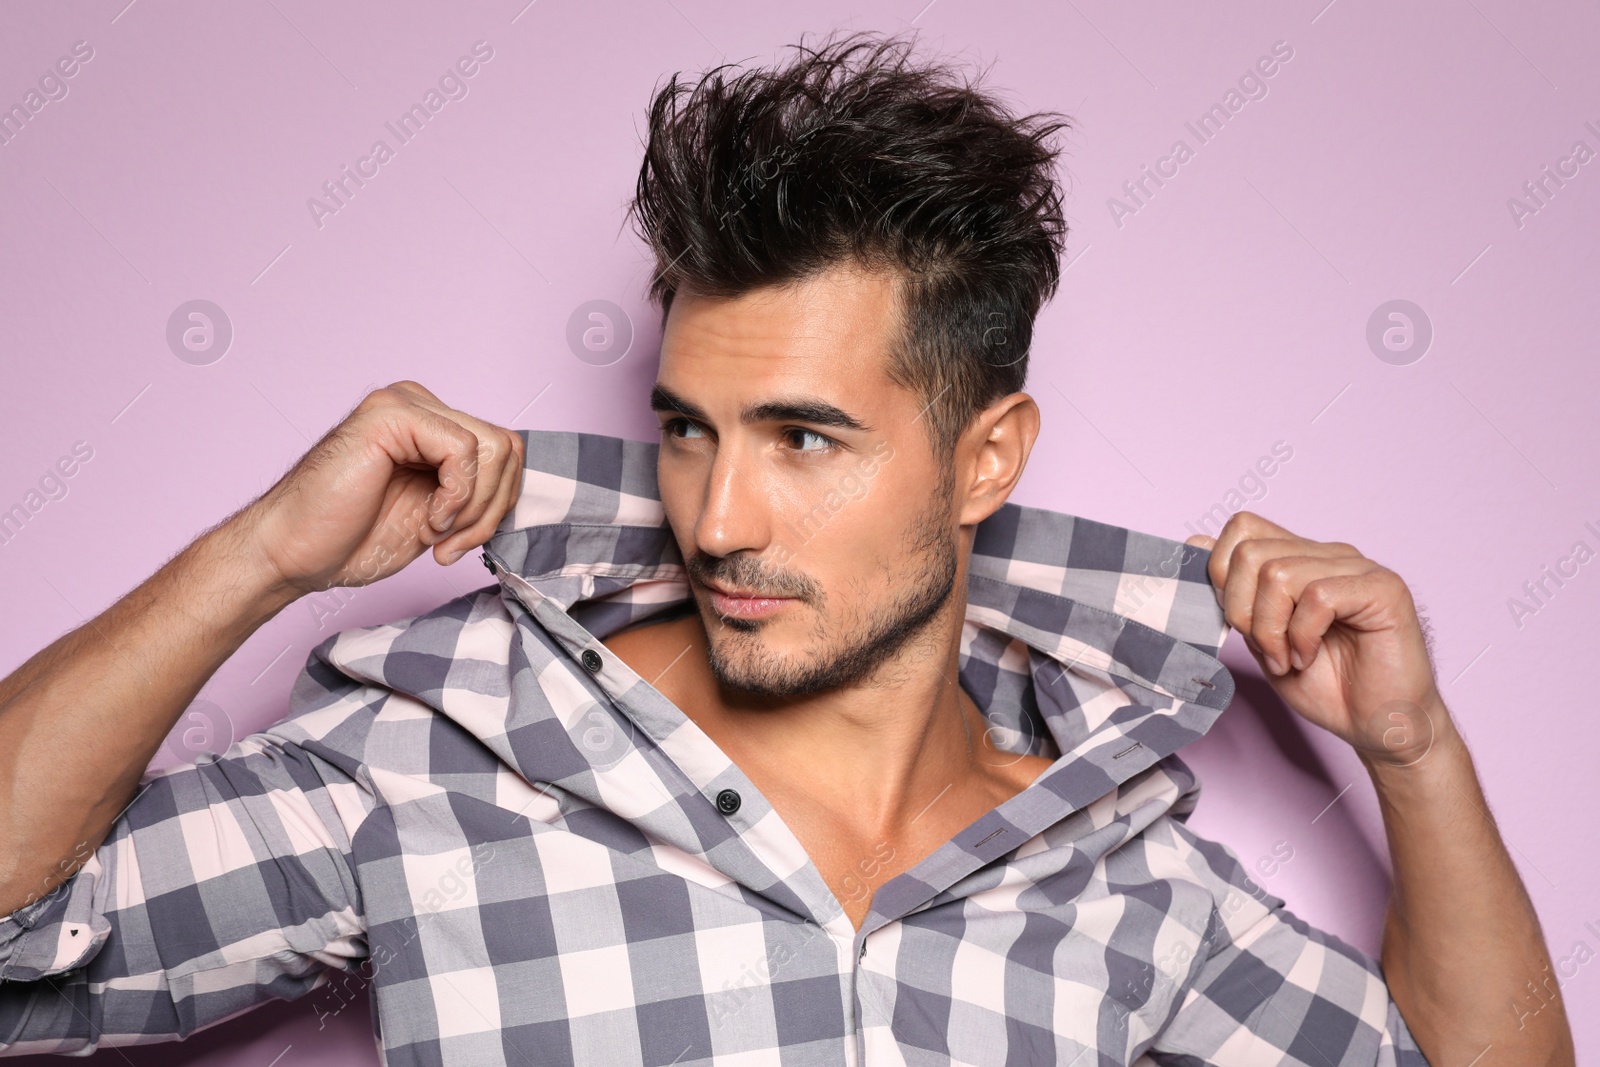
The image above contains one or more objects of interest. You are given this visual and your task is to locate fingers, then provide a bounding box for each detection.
[374,381,468,527]
[1193,513,1373,675]
[1245,556,1375,674]
[435,431,525,565]
[431,432,505,542]
[366,383,528,566]
[1205,510,1299,583]
[1204,511,1355,583]
[1216,536,1362,637]
[365,394,484,534]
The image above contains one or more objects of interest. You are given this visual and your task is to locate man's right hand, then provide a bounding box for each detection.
[237,380,526,596]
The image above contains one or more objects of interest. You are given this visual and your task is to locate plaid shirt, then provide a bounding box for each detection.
[0,429,1430,1066]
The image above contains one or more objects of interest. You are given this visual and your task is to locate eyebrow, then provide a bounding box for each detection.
[649,383,873,434]
[648,384,709,423]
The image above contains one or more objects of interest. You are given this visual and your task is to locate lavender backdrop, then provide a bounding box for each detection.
[2,0,1595,1062]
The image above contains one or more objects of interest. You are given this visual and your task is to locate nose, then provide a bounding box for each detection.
[693,442,774,562]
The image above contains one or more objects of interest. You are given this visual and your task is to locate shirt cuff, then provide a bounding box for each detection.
[0,857,111,983]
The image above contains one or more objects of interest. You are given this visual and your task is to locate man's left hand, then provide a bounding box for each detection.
[1186,512,1447,767]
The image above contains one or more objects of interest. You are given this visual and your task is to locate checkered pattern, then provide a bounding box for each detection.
[0,429,1430,1065]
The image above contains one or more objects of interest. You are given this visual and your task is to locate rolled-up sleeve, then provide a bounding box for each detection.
[1147,819,1431,1066]
[0,654,383,1057]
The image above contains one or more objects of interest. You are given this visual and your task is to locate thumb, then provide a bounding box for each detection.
[1185,534,1216,549]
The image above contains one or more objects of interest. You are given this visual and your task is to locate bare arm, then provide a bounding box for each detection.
[1363,705,1574,1065]
[0,381,524,918]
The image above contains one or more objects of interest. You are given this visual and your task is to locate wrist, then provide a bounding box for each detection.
[194,509,305,622]
[1358,696,1468,791]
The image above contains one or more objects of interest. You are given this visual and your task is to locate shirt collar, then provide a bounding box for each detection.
[481,429,1235,778]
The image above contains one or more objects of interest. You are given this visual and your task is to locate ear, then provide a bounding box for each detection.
[956,392,1040,527]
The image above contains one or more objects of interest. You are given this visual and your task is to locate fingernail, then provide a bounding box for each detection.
[1290,649,1305,670]
[1265,655,1283,676]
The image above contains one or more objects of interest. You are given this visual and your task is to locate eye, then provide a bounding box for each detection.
[662,417,705,440]
[782,427,835,454]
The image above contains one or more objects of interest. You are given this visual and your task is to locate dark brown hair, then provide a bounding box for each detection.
[627,29,1072,460]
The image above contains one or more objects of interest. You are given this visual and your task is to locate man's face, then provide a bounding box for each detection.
[652,263,961,698]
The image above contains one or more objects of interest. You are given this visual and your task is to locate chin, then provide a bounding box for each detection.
[702,621,818,694]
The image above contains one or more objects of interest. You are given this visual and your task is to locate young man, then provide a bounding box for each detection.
[0,31,1573,1067]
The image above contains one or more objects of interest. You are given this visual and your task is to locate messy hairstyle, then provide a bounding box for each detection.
[626,29,1072,462]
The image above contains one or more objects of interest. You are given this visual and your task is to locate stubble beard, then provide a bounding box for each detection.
[698,487,959,698]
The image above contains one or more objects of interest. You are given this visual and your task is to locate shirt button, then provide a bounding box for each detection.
[581,649,603,673]
[715,788,741,815]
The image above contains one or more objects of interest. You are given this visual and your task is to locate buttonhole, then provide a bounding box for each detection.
[1113,742,1143,759]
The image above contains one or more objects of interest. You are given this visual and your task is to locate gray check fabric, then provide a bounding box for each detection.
[0,429,1430,1065]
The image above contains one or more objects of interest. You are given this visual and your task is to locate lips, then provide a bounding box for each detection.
[701,580,795,620]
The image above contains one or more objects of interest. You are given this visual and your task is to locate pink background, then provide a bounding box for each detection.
[2,0,1596,1061]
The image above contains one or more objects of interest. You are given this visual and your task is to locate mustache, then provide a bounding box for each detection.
[686,551,818,601]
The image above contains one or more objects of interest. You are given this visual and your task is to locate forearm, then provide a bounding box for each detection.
[1364,702,1574,1066]
[0,510,298,917]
